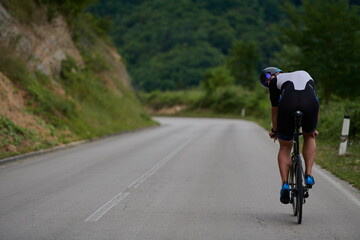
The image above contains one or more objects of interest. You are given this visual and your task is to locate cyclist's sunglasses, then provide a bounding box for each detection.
[265,73,272,80]
[262,73,272,87]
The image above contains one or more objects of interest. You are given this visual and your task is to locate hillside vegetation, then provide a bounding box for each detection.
[0,0,155,159]
[90,0,360,100]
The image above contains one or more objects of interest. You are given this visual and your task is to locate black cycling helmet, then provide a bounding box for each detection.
[260,67,283,87]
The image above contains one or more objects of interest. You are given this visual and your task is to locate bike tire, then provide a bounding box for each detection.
[296,163,303,224]
[289,163,297,216]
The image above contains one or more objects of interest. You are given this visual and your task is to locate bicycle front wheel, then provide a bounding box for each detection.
[295,163,303,224]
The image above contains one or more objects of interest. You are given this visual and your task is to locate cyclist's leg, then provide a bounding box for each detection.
[303,132,316,176]
[278,139,293,184]
[278,139,292,204]
[277,91,295,184]
[300,83,319,176]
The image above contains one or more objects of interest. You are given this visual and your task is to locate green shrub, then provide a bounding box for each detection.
[201,66,235,94]
[0,115,27,147]
[139,90,204,110]
[141,86,269,118]
[318,99,360,143]
[83,52,110,73]
[344,101,360,140]
[203,87,245,114]
[244,87,269,118]
[0,44,28,84]
[1,0,36,23]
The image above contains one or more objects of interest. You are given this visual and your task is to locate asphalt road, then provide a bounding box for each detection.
[1,117,359,240]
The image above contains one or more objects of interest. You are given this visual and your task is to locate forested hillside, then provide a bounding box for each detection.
[90,0,360,101]
[90,0,289,91]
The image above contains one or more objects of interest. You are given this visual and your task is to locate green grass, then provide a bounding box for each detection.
[317,141,360,189]
[58,16,158,139]
[0,115,56,159]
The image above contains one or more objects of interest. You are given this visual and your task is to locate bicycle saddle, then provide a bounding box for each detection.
[293,111,303,118]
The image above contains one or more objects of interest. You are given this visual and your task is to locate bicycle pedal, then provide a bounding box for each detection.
[304,191,309,198]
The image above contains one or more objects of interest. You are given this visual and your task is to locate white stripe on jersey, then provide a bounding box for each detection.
[276,70,313,91]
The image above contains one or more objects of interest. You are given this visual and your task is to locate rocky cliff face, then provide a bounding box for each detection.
[0,3,83,76]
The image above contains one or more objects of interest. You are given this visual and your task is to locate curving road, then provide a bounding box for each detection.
[1,117,359,239]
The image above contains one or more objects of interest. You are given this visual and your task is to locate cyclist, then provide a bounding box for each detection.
[260,67,319,204]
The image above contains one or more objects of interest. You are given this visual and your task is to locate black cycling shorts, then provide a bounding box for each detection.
[277,82,319,141]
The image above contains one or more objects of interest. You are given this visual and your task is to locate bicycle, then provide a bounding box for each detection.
[288,110,310,224]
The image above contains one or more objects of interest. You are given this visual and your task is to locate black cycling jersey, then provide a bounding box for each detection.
[269,71,317,107]
[269,71,319,141]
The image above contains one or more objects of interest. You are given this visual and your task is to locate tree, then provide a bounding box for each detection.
[226,41,261,89]
[280,0,360,102]
[201,65,234,94]
[88,0,290,91]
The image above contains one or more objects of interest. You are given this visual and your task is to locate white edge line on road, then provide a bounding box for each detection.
[313,164,360,209]
[84,138,192,222]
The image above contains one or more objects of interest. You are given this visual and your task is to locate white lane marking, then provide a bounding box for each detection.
[313,164,360,209]
[84,138,191,222]
[128,139,191,189]
[84,192,130,222]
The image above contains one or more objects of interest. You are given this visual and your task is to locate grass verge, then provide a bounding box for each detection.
[317,141,360,189]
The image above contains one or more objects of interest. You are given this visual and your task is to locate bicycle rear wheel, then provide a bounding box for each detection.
[295,163,303,224]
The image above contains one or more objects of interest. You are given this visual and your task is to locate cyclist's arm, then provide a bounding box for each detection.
[268,78,280,138]
[271,106,278,132]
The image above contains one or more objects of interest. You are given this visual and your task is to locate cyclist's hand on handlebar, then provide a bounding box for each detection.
[269,131,278,140]
[314,130,319,137]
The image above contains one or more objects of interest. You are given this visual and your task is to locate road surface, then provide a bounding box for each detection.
[1,117,359,239]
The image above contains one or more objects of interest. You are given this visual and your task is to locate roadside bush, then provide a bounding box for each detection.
[0,44,28,84]
[141,86,270,118]
[0,115,28,147]
[243,87,268,118]
[139,90,203,110]
[318,99,360,143]
[199,87,245,114]
[344,100,360,141]
[201,66,235,94]
[196,85,269,117]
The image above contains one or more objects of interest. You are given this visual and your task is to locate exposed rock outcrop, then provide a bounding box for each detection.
[0,3,83,76]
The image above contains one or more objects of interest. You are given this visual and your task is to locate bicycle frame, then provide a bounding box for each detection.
[289,110,308,224]
[293,111,302,157]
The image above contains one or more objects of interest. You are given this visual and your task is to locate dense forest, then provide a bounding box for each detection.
[89,0,289,91]
[89,0,360,102]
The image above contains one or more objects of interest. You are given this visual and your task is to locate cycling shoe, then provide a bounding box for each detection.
[305,175,315,188]
[280,182,290,204]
